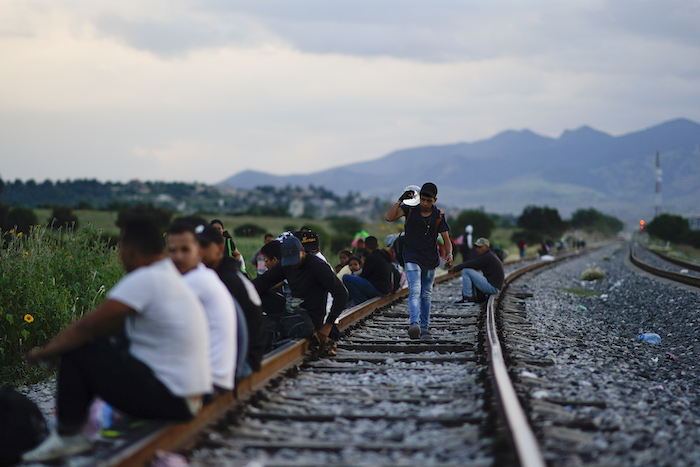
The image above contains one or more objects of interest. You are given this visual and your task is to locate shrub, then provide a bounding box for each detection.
[328,216,363,235]
[450,209,496,239]
[646,214,689,244]
[517,205,567,237]
[48,207,79,230]
[233,223,267,237]
[580,265,605,281]
[4,206,39,234]
[0,224,122,383]
[329,233,354,254]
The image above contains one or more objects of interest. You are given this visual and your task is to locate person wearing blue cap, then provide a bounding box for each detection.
[252,236,348,348]
[386,182,453,339]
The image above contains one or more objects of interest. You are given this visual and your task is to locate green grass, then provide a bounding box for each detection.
[647,240,700,264]
[0,224,123,385]
[561,287,602,297]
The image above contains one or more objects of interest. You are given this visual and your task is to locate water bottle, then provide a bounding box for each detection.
[637,332,661,344]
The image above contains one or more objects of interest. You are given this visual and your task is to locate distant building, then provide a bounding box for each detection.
[689,216,700,231]
[289,198,304,218]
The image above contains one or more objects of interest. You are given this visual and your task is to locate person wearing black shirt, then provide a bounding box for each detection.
[386,182,453,339]
[342,236,391,305]
[449,237,504,303]
[252,236,347,343]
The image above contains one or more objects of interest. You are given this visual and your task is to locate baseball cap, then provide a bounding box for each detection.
[474,237,490,247]
[281,236,303,266]
[420,182,438,198]
[298,231,319,252]
[195,224,224,246]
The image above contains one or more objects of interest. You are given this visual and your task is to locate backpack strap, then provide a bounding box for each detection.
[434,210,444,235]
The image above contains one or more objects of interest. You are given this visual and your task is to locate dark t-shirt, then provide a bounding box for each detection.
[252,254,348,330]
[452,249,505,290]
[215,256,266,371]
[401,205,450,270]
[360,249,392,295]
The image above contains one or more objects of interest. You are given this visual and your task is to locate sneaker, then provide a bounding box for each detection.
[408,324,421,339]
[420,329,433,340]
[454,296,475,304]
[22,430,92,462]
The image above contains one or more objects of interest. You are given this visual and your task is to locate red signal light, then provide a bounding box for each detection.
[640,220,645,230]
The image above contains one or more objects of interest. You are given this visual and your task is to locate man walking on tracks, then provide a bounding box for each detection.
[386,182,453,339]
[450,237,504,303]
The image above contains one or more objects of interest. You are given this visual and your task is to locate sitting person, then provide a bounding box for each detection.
[336,254,361,280]
[166,220,236,393]
[252,233,275,275]
[334,250,352,273]
[296,230,328,264]
[342,236,392,305]
[196,224,266,378]
[23,216,212,462]
[210,219,247,274]
[449,237,505,303]
[252,236,348,346]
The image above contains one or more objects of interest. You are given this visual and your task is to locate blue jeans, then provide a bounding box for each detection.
[461,269,499,298]
[405,262,435,331]
[235,305,250,381]
[343,274,383,305]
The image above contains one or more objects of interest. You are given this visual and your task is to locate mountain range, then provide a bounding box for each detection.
[219,118,700,227]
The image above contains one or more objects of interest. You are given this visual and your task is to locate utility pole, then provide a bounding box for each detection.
[655,151,662,218]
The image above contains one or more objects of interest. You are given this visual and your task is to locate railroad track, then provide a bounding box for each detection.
[75,249,597,467]
[629,243,700,288]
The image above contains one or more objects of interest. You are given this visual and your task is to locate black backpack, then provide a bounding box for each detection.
[393,231,406,267]
[389,264,402,293]
[0,386,48,466]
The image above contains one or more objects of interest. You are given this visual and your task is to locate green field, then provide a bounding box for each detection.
[35,208,613,268]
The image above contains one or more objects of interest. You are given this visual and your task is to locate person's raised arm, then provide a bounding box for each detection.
[386,192,412,222]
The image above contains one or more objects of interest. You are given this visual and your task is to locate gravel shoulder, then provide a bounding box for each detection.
[517,242,700,466]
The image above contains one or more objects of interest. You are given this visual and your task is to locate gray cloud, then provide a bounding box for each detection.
[85,1,700,64]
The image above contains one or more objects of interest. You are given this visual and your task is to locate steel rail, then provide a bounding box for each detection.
[100,271,452,466]
[99,247,600,466]
[640,244,700,273]
[629,244,700,288]
[483,248,590,467]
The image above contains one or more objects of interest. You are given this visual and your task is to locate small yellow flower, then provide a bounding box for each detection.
[24,252,29,257]
[36,224,41,228]
[9,229,14,233]
[17,232,23,237]
[24,314,34,323]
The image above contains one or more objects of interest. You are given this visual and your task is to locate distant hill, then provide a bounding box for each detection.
[219,118,700,226]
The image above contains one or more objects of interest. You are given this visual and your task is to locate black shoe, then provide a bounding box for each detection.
[454,296,475,304]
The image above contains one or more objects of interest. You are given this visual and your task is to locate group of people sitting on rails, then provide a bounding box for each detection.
[22,215,272,462]
[21,191,503,462]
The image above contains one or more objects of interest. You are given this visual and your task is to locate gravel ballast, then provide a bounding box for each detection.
[511,243,700,466]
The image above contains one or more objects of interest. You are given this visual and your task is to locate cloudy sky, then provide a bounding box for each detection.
[1,0,699,185]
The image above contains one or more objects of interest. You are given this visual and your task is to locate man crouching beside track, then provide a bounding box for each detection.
[252,235,348,356]
[449,237,504,303]
[23,215,212,463]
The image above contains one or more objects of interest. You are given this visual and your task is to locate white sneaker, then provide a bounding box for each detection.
[22,429,92,462]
